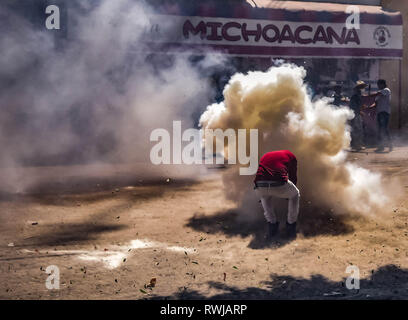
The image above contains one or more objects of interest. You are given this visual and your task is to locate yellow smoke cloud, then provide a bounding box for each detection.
[199,64,395,217]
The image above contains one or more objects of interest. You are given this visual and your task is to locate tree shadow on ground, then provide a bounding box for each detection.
[186,199,354,249]
[19,222,127,247]
[2,178,200,247]
[151,265,408,300]
[0,178,198,206]
[15,201,133,247]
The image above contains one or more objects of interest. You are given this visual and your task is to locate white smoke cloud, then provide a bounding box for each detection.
[199,64,399,217]
[0,0,226,192]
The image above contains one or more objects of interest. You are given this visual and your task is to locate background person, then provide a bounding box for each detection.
[330,83,348,107]
[368,79,392,152]
[349,81,367,151]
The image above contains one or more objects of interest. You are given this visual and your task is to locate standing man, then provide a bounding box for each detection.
[331,83,348,107]
[349,81,367,151]
[254,150,300,240]
[369,79,392,152]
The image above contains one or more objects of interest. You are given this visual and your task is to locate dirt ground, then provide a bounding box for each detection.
[0,147,407,300]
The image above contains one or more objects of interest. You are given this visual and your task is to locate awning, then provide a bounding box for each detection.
[146,0,403,59]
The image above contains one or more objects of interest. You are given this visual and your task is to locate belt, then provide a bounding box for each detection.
[255,181,286,188]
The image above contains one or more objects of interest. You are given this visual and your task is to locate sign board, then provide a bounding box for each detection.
[145,14,403,59]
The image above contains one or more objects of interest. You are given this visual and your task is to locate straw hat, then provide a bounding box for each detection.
[354,80,368,90]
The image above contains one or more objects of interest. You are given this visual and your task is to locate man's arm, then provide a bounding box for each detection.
[367,92,381,98]
[288,158,297,186]
[368,102,377,109]
[367,91,382,109]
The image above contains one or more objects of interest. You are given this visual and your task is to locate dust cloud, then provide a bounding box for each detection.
[199,64,400,218]
[0,0,225,192]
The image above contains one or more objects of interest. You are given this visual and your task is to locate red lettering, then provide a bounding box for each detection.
[326,26,346,44]
[222,22,241,41]
[279,24,295,43]
[313,25,328,44]
[183,20,206,39]
[183,19,360,47]
[242,23,262,42]
[206,22,223,41]
[294,25,312,44]
[262,24,279,43]
[345,28,360,45]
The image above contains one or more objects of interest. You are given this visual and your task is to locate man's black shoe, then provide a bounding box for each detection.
[266,222,279,240]
[286,221,297,239]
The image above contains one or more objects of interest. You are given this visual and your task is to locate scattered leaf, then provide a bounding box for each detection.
[149,278,157,288]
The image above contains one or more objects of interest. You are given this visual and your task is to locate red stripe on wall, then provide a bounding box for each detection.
[156,7,403,26]
[146,42,403,58]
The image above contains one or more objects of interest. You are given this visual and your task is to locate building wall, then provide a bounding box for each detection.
[279,0,380,5]
[381,0,408,129]
[280,0,404,129]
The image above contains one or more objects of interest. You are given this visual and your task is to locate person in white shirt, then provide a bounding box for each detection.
[369,79,392,152]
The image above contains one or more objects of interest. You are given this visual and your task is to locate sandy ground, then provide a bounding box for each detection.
[0,147,407,300]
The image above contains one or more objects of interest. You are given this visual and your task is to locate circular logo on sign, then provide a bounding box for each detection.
[373,26,391,47]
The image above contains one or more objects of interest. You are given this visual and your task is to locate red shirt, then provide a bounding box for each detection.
[254,150,297,185]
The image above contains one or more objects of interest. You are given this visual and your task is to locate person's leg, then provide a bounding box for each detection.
[350,117,362,150]
[377,113,385,149]
[267,181,299,238]
[267,181,300,224]
[356,116,364,149]
[256,188,277,223]
[383,113,392,149]
[260,195,277,224]
[256,187,279,239]
[350,119,357,149]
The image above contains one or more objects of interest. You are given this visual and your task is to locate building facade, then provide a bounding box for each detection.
[381,0,408,129]
[277,0,407,129]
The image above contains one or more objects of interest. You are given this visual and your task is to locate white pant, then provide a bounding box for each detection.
[255,180,300,224]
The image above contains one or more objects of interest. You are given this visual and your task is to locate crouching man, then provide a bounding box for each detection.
[254,150,300,240]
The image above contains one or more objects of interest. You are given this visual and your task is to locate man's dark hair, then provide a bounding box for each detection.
[377,79,387,87]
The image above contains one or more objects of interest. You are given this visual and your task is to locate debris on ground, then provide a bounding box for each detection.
[148,278,156,288]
